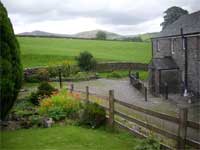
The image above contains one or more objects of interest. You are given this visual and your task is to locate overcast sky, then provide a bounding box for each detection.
[1,0,199,35]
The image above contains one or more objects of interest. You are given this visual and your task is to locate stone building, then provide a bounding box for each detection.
[149,11,200,98]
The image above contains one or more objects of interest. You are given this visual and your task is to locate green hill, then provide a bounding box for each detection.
[18,37,151,68]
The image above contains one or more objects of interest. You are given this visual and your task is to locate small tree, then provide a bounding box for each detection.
[161,6,188,30]
[96,31,106,40]
[76,51,97,71]
[0,2,23,120]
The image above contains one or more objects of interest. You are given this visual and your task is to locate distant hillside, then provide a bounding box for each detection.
[18,30,124,40]
[74,30,124,40]
[18,30,158,41]
[139,32,159,41]
[18,30,70,37]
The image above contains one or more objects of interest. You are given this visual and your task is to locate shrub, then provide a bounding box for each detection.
[48,61,75,78]
[0,2,23,120]
[36,68,49,81]
[96,31,106,40]
[107,71,122,78]
[76,51,97,71]
[29,115,42,127]
[29,82,56,105]
[24,74,40,83]
[134,136,160,150]
[79,102,106,128]
[39,90,81,121]
[37,82,55,96]
[29,92,40,105]
[24,68,49,83]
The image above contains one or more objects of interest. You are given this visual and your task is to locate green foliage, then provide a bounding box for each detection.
[98,70,148,80]
[39,90,81,121]
[79,102,106,128]
[0,2,23,120]
[2,126,141,150]
[25,68,50,83]
[29,82,55,105]
[18,37,151,68]
[134,136,160,150]
[123,36,143,42]
[71,72,97,81]
[161,6,188,30]
[96,31,107,40]
[76,51,97,71]
[25,74,40,83]
[47,106,67,121]
[48,61,75,78]
[106,71,123,78]
[37,81,55,96]
[29,115,42,127]
[29,92,40,105]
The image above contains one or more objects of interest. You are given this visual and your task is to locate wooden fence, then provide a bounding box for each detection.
[67,84,200,150]
[129,72,148,101]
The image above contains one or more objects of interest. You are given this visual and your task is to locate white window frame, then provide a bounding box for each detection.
[182,38,186,50]
[157,40,160,52]
[171,38,175,54]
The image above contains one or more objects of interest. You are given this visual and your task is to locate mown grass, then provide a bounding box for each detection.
[98,70,149,80]
[1,125,141,150]
[18,37,151,68]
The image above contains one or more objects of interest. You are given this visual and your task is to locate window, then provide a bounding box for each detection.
[182,37,186,50]
[171,38,175,54]
[157,40,160,52]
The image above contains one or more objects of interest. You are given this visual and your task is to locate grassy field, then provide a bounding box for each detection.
[1,125,141,150]
[18,37,151,68]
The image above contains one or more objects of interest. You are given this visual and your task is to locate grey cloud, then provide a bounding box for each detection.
[1,0,199,34]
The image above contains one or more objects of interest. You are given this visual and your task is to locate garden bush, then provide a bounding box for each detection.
[107,71,122,78]
[29,82,56,105]
[39,90,81,121]
[76,51,97,71]
[48,61,76,78]
[134,136,160,150]
[79,102,106,128]
[0,2,23,120]
[24,68,49,83]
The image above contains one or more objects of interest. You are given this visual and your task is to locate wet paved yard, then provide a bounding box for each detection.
[70,78,200,142]
[70,78,199,121]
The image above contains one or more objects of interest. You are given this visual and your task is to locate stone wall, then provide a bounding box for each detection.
[94,62,148,72]
[24,62,148,78]
[152,35,200,96]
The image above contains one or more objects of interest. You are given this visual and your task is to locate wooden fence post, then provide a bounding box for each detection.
[164,82,168,100]
[86,86,89,102]
[144,87,147,101]
[177,108,188,150]
[70,84,74,93]
[59,69,62,89]
[109,90,115,128]
[136,72,139,79]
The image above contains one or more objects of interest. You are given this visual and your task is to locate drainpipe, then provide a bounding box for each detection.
[181,28,188,96]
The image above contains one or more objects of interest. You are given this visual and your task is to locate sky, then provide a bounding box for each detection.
[1,0,200,35]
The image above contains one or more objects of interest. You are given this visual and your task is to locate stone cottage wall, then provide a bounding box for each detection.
[187,36,200,95]
[151,35,200,96]
[152,39,171,58]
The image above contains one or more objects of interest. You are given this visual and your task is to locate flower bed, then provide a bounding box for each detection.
[39,90,81,121]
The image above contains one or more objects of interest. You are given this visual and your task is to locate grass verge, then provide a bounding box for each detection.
[1,125,141,150]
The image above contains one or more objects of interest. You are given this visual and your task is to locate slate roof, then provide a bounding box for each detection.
[155,11,200,38]
[149,57,179,70]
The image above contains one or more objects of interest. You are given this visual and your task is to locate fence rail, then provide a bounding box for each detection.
[129,72,148,101]
[67,84,200,150]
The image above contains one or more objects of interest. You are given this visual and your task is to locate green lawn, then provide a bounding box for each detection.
[18,37,151,68]
[1,125,141,150]
[98,70,149,80]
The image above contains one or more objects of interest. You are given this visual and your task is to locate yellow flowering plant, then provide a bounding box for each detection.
[39,90,81,121]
